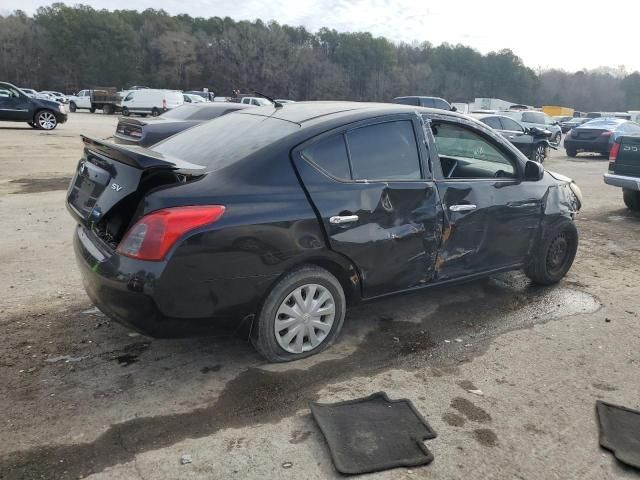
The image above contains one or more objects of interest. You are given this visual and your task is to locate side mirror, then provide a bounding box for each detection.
[450,105,457,112]
[524,160,544,181]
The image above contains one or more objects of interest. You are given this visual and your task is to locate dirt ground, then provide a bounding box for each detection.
[0,113,639,480]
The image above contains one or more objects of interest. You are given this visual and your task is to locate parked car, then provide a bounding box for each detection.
[40,91,68,104]
[183,93,206,104]
[239,96,273,106]
[0,82,67,130]
[564,118,640,157]
[114,102,251,147]
[470,113,553,162]
[559,117,590,133]
[120,89,184,117]
[275,99,296,104]
[501,110,563,145]
[68,88,121,114]
[184,90,215,101]
[553,116,573,124]
[392,96,454,111]
[604,135,640,211]
[67,102,582,362]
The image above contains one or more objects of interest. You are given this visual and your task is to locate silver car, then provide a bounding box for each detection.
[502,110,563,146]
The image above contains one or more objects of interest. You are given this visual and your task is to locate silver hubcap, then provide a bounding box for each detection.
[38,112,56,130]
[274,284,335,354]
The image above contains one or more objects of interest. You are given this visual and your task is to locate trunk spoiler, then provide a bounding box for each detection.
[81,135,206,174]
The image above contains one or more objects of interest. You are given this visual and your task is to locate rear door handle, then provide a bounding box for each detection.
[330,215,359,224]
[449,204,477,212]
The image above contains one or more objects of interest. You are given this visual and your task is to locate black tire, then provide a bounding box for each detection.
[103,104,114,115]
[566,148,577,158]
[251,265,346,362]
[525,221,578,285]
[552,132,562,146]
[623,189,640,211]
[89,107,96,113]
[532,143,547,163]
[28,122,38,129]
[122,107,130,117]
[69,102,77,113]
[34,110,58,130]
[151,107,160,117]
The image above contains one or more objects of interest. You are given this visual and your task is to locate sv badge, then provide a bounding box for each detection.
[111,183,123,192]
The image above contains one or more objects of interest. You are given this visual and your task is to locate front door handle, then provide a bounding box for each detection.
[449,204,477,212]
[330,215,359,225]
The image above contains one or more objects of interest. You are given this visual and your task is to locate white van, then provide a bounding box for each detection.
[120,89,183,117]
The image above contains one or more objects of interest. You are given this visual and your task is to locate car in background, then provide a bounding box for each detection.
[275,99,296,104]
[40,91,68,104]
[239,96,273,107]
[470,113,553,162]
[564,118,640,157]
[604,135,640,211]
[392,96,454,111]
[502,110,562,146]
[183,93,206,104]
[114,102,251,147]
[184,90,215,101]
[553,116,573,124]
[559,117,590,133]
[0,82,67,130]
[121,89,184,117]
[67,102,582,362]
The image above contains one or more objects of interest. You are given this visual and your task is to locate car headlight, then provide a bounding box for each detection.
[569,181,583,210]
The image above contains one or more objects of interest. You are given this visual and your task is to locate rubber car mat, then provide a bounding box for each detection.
[596,400,640,469]
[310,392,437,475]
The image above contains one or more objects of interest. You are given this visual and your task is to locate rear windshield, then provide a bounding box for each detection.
[160,104,236,121]
[581,119,621,128]
[152,113,299,169]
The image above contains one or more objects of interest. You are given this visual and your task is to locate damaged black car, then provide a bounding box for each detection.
[66,102,583,362]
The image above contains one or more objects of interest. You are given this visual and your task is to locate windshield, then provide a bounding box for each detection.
[152,113,299,170]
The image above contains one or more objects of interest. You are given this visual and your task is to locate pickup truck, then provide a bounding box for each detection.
[68,88,121,114]
[604,136,640,211]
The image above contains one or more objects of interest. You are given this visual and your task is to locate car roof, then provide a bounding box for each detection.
[393,96,446,100]
[234,101,465,126]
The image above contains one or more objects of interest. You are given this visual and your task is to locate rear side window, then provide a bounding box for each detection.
[500,117,524,132]
[393,97,419,106]
[482,117,502,130]
[420,98,434,108]
[302,135,351,180]
[432,99,450,110]
[187,107,226,121]
[347,120,421,181]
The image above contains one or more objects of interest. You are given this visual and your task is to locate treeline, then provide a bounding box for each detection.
[1,3,640,111]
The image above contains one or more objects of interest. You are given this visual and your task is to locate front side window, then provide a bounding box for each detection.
[124,92,134,101]
[500,117,524,132]
[347,120,421,181]
[481,117,502,130]
[432,123,517,179]
[302,134,351,180]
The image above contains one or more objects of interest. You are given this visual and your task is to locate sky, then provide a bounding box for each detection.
[3,0,640,73]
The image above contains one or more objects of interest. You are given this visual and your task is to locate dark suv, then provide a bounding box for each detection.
[0,82,67,130]
[392,96,454,111]
[67,102,582,362]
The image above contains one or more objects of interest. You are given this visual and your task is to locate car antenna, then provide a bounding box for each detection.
[253,91,283,108]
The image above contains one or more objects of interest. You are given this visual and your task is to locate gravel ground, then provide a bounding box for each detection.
[0,113,639,480]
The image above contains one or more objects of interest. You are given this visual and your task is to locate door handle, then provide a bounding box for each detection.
[330,215,359,224]
[449,204,477,212]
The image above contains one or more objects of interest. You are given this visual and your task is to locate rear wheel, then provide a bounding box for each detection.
[251,266,346,362]
[533,143,547,163]
[566,148,577,158]
[151,107,160,117]
[122,107,130,117]
[69,102,77,113]
[623,189,640,211]
[35,110,58,130]
[103,104,114,115]
[525,221,578,285]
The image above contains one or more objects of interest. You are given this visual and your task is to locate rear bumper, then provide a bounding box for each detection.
[603,173,640,191]
[564,138,610,154]
[73,225,261,337]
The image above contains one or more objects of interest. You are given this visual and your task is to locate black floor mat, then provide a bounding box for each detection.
[310,392,437,475]
[596,400,640,469]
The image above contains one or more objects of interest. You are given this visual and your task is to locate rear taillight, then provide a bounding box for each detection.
[116,206,225,261]
[609,142,620,169]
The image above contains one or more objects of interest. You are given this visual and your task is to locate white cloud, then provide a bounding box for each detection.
[3,0,640,72]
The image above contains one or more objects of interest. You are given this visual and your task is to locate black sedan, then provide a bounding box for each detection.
[564,118,640,157]
[114,102,251,147]
[559,117,590,133]
[470,113,553,162]
[67,102,582,362]
[0,82,67,130]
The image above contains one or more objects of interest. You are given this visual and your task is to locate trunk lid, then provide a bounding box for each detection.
[67,136,205,248]
[613,136,640,177]
[572,128,609,141]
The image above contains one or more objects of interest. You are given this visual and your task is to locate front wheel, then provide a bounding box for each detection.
[151,107,160,117]
[103,104,114,115]
[28,122,38,129]
[89,107,96,113]
[69,102,77,113]
[35,110,58,130]
[122,107,130,117]
[525,221,578,285]
[251,266,346,362]
[532,143,547,163]
[551,132,561,146]
[623,189,640,211]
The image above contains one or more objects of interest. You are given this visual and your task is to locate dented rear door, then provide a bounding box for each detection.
[292,114,443,298]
